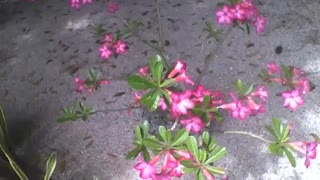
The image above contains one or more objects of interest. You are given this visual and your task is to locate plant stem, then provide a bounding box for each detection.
[115,9,170,69]
[224,131,274,144]
[155,0,170,69]
[96,106,141,113]
[194,27,233,87]
[170,118,179,131]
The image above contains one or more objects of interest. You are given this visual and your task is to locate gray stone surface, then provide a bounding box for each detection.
[0,0,320,180]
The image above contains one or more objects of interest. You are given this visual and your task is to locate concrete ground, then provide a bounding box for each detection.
[0,0,320,179]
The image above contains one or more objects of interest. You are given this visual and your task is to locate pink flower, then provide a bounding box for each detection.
[138,66,150,77]
[158,98,167,111]
[266,62,281,74]
[113,40,127,54]
[99,80,109,85]
[170,91,195,118]
[167,164,184,178]
[103,33,114,45]
[173,71,194,86]
[107,2,119,13]
[154,174,172,180]
[167,60,186,78]
[231,101,250,120]
[192,85,211,102]
[172,150,192,160]
[293,67,305,77]
[233,4,246,20]
[216,5,235,25]
[99,44,112,59]
[218,93,250,120]
[250,85,268,102]
[134,154,160,179]
[288,141,318,168]
[82,0,92,4]
[246,97,265,116]
[70,0,92,9]
[70,0,81,8]
[305,142,318,168]
[180,116,205,134]
[253,15,267,33]
[295,78,310,95]
[282,90,304,110]
[74,77,86,93]
[202,169,215,180]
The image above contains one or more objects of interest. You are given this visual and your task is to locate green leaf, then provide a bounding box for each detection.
[205,166,225,175]
[284,148,296,167]
[0,106,9,148]
[126,147,141,160]
[203,95,210,109]
[280,125,290,142]
[159,126,168,143]
[149,90,161,111]
[201,131,210,145]
[180,160,194,168]
[160,89,171,105]
[265,125,277,140]
[142,138,163,150]
[44,152,57,180]
[140,90,161,111]
[135,126,143,142]
[149,55,163,84]
[205,146,227,164]
[128,75,155,90]
[183,167,195,174]
[142,149,151,162]
[171,129,189,147]
[272,118,282,140]
[201,113,210,126]
[160,79,175,88]
[196,170,205,180]
[198,149,208,163]
[268,143,284,156]
[192,107,205,116]
[186,136,199,159]
[244,84,254,96]
[0,106,9,145]
[141,121,150,137]
[234,79,244,95]
[7,156,29,180]
[245,22,251,34]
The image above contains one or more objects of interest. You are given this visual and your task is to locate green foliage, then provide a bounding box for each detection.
[57,102,95,122]
[234,79,255,96]
[191,95,222,126]
[127,125,227,179]
[0,105,57,179]
[127,55,177,111]
[266,118,296,167]
[204,21,222,41]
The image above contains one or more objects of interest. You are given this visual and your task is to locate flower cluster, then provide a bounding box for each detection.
[99,33,127,60]
[218,85,268,120]
[134,150,192,179]
[74,70,109,94]
[261,62,311,111]
[132,59,224,134]
[70,0,93,9]
[216,0,267,33]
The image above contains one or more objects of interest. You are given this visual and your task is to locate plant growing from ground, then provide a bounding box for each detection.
[38,0,320,179]
[0,106,57,180]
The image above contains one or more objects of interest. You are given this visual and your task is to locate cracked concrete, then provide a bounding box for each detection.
[0,0,320,179]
